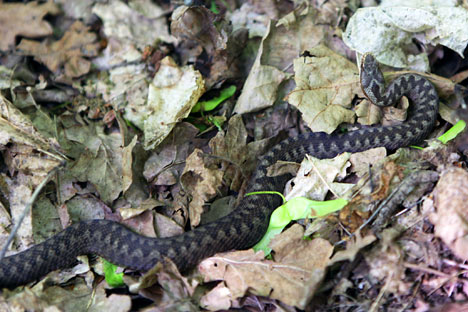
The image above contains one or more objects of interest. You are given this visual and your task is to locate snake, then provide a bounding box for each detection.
[0,54,438,289]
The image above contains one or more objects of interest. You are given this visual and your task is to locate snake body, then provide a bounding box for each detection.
[0,54,438,289]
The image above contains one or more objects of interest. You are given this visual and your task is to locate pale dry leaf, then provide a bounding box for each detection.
[285,153,351,201]
[199,225,333,309]
[355,99,383,126]
[234,21,286,114]
[0,1,60,51]
[286,45,360,133]
[144,56,205,150]
[17,21,99,79]
[199,283,232,311]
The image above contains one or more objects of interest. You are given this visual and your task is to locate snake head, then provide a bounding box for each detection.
[360,53,385,102]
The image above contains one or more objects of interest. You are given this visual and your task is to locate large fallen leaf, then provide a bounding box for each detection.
[233,21,285,114]
[343,2,468,67]
[199,224,333,309]
[0,1,60,51]
[18,21,99,79]
[285,45,359,133]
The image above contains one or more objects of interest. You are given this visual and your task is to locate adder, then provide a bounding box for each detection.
[0,54,439,288]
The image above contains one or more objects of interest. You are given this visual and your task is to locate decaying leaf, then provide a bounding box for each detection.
[171,6,227,52]
[286,45,360,133]
[18,21,99,79]
[179,149,224,228]
[199,224,333,309]
[0,1,60,51]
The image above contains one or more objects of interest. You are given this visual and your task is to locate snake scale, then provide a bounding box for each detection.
[0,54,438,289]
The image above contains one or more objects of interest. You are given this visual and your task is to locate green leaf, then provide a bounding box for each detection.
[253,196,347,255]
[438,120,466,144]
[192,85,236,113]
[103,259,124,287]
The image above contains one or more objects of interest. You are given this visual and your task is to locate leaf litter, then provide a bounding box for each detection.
[0,0,467,311]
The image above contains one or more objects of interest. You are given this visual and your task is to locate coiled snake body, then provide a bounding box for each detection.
[0,54,438,289]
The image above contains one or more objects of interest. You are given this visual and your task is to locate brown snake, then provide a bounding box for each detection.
[0,54,438,289]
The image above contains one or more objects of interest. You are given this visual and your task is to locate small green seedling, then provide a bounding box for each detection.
[192,85,236,113]
[103,259,124,287]
[438,120,466,144]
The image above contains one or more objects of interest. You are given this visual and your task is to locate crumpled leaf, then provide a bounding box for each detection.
[285,153,352,201]
[141,56,205,150]
[285,45,359,133]
[0,1,60,51]
[18,21,99,79]
[343,2,468,67]
[430,167,468,261]
[199,224,333,310]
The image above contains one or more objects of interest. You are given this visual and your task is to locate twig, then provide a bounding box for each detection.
[0,163,63,260]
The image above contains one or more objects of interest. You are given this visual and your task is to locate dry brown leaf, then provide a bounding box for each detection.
[180,149,224,227]
[430,167,468,261]
[199,224,333,309]
[17,21,99,79]
[0,1,60,51]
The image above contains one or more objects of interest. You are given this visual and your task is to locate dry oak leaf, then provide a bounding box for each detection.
[17,21,99,78]
[0,1,60,51]
[199,224,333,310]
